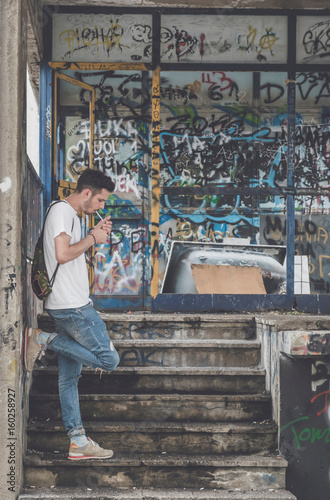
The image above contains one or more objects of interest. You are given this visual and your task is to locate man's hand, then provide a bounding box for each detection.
[55,216,112,264]
[92,216,112,244]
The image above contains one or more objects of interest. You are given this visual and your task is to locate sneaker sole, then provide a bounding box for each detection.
[68,452,114,460]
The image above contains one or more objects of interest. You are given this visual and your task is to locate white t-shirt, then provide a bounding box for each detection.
[44,200,90,310]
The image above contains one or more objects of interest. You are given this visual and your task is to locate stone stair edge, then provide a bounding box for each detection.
[18,487,297,500]
[112,340,260,347]
[29,393,270,402]
[28,420,277,434]
[24,452,287,468]
[38,310,330,329]
[38,312,257,324]
[32,366,266,375]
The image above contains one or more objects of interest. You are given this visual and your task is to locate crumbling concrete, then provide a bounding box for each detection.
[0,1,27,498]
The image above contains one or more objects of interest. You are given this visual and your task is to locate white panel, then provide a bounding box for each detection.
[161,15,287,64]
[297,16,330,64]
[160,71,253,107]
[294,255,310,295]
[52,13,152,62]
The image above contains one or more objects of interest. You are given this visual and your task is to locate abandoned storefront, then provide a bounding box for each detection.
[37,6,330,313]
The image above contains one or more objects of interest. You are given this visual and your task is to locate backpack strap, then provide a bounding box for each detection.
[49,262,60,287]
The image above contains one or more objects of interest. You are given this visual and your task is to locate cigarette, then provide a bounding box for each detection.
[96,211,103,220]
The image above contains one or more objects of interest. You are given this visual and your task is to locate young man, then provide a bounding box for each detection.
[25,169,120,460]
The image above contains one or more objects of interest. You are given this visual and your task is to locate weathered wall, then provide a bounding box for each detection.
[280,355,330,500]
[43,0,330,8]
[259,326,330,500]
[27,0,43,97]
[0,1,27,498]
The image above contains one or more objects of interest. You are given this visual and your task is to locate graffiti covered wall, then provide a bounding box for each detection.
[297,16,330,64]
[49,11,330,302]
[52,13,153,62]
[160,14,287,63]
[54,69,151,300]
[158,68,330,288]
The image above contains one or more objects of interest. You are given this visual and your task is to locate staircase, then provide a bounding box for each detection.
[19,314,296,500]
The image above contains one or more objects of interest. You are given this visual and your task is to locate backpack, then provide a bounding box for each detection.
[31,200,69,300]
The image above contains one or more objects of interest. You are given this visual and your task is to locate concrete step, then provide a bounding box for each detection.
[24,315,290,498]
[31,366,267,395]
[38,313,257,341]
[18,489,297,500]
[114,340,261,368]
[23,453,288,491]
[27,420,277,455]
[106,319,257,341]
[37,340,261,369]
[29,393,271,423]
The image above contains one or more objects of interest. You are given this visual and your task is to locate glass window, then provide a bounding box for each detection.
[296,16,330,64]
[295,72,330,191]
[158,70,288,292]
[52,13,153,62]
[161,14,288,64]
[58,69,150,206]
[54,69,151,300]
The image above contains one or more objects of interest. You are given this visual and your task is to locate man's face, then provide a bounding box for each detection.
[83,188,110,214]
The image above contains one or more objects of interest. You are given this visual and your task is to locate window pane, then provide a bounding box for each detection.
[160,71,253,107]
[59,70,150,199]
[159,70,288,292]
[295,72,330,190]
[159,71,287,190]
[296,16,330,64]
[259,72,288,109]
[296,72,330,108]
[52,13,152,62]
[294,70,330,294]
[161,15,288,64]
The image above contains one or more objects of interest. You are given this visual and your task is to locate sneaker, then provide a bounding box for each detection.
[24,327,43,372]
[68,437,114,461]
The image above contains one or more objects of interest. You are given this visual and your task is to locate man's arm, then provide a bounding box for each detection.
[55,216,112,265]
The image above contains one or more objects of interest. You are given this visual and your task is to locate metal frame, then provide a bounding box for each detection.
[151,66,161,298]
[52,72,96,289]
[39,63,52,211]
[53,71,95,181]
[49,62,149,71]
[51,62,152,308]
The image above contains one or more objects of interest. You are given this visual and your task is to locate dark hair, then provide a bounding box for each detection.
[76,169,115,194]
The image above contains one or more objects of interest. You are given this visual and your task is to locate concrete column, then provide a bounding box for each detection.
[0,0,27,497]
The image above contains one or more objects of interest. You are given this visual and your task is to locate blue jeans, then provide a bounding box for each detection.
[46,302,120,439]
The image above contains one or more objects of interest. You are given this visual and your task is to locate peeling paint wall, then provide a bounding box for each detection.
[260,325,330,499]
[0,1,27,497]
[0,1,44,497]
